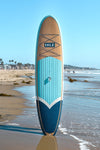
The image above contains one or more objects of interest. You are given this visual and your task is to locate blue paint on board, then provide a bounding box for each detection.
[37,100,63,135]
[37,57,62,105]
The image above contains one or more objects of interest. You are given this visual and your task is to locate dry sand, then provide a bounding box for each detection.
[0,69,35,85]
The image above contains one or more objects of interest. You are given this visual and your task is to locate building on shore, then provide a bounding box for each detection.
[1,64,35,70]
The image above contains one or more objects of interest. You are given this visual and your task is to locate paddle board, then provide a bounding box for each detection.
[36,16,63,135]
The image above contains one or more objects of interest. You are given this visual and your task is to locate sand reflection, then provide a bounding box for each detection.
[37,135,58,150]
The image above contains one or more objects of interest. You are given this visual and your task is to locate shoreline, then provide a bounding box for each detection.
[0,70,35,122]
[1,70,99,149]
[0,84,35,123]
[0,70,80,150]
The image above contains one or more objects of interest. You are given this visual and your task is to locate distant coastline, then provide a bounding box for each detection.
[0,58,99,70]
[64,64,99,70]
[0,64,99,71]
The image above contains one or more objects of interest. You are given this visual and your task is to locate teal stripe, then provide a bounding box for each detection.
[37,57,62,105]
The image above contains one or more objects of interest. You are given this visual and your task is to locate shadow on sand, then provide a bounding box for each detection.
[0,125,43,135]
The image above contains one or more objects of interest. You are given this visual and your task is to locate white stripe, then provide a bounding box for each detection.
[37,97,62,109]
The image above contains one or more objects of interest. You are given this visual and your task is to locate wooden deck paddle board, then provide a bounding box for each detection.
[36,16,63,135]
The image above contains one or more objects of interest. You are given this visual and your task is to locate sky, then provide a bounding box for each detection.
[0,0,100,68]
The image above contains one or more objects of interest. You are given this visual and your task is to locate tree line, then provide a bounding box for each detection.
[0,58,35,69]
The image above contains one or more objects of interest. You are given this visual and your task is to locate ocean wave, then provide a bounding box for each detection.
[6,123,20,126]
[73,71,100,75]
[0,120,8,124]
[70,134,96,150]
[32,96,36,104]
[32,96,36,99]
[58,124,68,135]
[59,124,96,150]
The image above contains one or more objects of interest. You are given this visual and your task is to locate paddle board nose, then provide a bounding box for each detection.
[39,16,60,35]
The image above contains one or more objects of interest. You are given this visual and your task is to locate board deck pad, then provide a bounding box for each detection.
[36,16,63,135]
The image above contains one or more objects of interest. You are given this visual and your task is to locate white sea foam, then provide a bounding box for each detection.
[70,135,96,150]
[6,123,20,126]
[59,124,96,150]
[32,96,36,99]
[0,120,8,124]
[32,96,36,104]
[66,69,100,75]
[58,124,68,135]
[34,100,36,104]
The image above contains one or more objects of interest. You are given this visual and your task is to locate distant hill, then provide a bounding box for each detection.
[64,65,97,70]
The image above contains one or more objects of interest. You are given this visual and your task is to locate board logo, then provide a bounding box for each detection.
[44,43,55,47]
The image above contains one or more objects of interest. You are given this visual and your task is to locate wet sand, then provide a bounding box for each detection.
[0,85,35,122]
[0,70,35,122]
[0,70,80,150]
[0,130,79,150]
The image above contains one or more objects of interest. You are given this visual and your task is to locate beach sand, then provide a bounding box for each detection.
[0,69,35,85]
[0,130,79,150]
[0,70,35,122]
[0,70,79,150]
